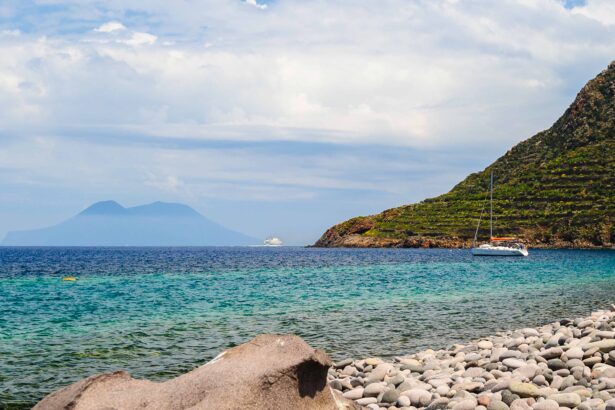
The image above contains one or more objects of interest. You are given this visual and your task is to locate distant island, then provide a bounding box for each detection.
[314,61,615,249]
[1,200,258,246]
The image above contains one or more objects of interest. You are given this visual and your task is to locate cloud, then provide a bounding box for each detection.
[94,21,126,33]
[143,173,184,193]
[0,29,20,37]
[0,0,613,150]
[245,0,267,10]
[1,0,615,242]
[92,21,156,46]
[123,31,157,46]
[571,0,615,25]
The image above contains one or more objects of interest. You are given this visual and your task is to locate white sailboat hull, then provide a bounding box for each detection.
[470,172,529,256]
[471,246,528,256]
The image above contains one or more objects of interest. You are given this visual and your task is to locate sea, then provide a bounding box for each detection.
[1,247,614,408]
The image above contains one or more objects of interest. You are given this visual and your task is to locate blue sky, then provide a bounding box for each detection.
[1,0,615,244]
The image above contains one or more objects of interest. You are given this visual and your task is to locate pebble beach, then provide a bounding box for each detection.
[329,305,615,410]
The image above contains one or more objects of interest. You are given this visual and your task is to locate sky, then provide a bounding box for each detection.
[1,0,615,245]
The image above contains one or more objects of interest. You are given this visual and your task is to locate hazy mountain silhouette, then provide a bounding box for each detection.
[2,200,258,246]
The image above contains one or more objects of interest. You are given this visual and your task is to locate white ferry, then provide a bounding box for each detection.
[263,237,283,246]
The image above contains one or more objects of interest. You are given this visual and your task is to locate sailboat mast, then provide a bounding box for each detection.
[490,171,493,239]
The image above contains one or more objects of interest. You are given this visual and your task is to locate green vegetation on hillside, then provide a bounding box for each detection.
[315,61,615,248]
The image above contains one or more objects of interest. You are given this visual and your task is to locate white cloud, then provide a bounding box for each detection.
[94,21,126,33]
[123,31,157,46]
[92,20,156,47]
[571,0,615,25]
[0,0,614,150]
[143,173,184,193]
[0,29,20,37]
[245,0,267,10]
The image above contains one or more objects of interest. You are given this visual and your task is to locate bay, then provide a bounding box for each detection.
[1,247,614,408]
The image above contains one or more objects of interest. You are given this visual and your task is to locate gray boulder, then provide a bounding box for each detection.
[34,334,356,410]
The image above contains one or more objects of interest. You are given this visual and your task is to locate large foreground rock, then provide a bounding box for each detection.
[34,334,355,410]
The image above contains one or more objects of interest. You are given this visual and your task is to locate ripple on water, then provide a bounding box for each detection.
[0,247,614,407]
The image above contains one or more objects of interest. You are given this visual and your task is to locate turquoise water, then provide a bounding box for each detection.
[1,247,614,408]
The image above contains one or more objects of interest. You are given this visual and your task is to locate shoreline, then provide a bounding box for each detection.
[22,304,615,409]
[312,229,614,249]
[329,305,615,410]
[309,244,615,250]
[310,237,615,250]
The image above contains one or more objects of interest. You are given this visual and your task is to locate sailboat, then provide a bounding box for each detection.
[471,171,528,256]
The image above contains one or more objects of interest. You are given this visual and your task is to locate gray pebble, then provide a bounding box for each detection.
[487,400,510,410]
[381,389,400,404]
[335,358,354,368]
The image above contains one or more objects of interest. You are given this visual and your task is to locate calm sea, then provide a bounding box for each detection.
[1,247,614,408]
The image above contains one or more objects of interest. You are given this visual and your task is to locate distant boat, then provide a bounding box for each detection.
[471,172,528,257]
[263,237,283,246]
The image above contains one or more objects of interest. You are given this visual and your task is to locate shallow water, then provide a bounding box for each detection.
[1,247,614,408]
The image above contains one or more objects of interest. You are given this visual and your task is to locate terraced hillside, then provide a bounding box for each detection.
[315,61,615,248]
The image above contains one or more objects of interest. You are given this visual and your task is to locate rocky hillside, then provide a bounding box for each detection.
[315,61,615,248]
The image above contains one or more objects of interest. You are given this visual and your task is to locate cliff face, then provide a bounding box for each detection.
[315,62,615,248]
